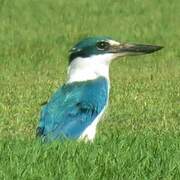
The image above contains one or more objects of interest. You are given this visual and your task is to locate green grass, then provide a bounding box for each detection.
[0,0,180,179]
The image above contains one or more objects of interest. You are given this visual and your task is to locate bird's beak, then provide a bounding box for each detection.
[109,42,163,57]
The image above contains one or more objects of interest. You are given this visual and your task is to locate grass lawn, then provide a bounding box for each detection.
[0,0,180,179]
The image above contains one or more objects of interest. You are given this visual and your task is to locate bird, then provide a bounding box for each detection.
[36,36,163,142]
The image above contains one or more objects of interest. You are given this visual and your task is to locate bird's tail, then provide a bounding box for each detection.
[36,127,44,137]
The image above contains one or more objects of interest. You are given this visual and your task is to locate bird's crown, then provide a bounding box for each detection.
[69,36,113,63]
[68,36,163,64]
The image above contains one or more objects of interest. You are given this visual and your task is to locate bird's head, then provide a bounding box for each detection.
[69,36,163,64]
[67,36,163,83]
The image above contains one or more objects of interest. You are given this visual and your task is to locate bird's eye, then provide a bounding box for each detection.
[96,41,110,50]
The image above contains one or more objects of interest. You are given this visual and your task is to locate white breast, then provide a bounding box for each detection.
[79,105,108,141]
[67,54,116,141]
[67,53,117,83]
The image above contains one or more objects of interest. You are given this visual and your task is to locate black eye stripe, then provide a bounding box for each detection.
[96,41,110,50]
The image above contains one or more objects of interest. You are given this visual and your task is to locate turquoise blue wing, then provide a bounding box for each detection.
[37,77,108,142]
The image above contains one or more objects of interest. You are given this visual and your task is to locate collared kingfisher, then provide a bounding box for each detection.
[36,36,163,142]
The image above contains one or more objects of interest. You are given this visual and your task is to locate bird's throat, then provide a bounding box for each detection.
[67,56,111,83]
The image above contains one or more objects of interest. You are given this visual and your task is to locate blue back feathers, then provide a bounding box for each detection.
[37,77,108,142]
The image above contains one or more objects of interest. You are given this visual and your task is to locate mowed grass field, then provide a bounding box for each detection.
[0,0,180,179]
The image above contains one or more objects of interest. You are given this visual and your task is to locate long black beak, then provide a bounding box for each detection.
[110,43,163,56]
